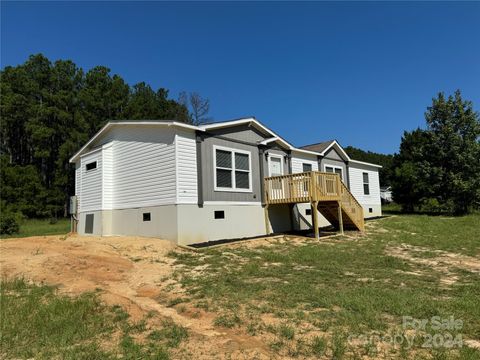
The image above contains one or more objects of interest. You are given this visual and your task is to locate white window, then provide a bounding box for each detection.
[214,146,252,192]
[363,172,370,195]
[324,165,343,180]
[268,154,284,177]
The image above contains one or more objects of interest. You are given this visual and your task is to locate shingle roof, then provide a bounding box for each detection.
[300,140,336,153]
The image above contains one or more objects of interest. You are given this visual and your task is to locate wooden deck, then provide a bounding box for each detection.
[264,171,365,238]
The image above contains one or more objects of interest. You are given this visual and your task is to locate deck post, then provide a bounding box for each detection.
[337,201,344,235]
[312,201,319,240]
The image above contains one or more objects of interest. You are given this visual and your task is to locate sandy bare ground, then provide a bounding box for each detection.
[386,243,480,286]
[0,234,273,359]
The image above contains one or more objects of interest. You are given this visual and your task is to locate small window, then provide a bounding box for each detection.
[302,163,312,173]
[143,213,151,221]
[214,210,225,219]
[363,172,370,195]
[305,208,312,216]
[369,208,373,213]
[85,214,94,234]
[325,165,343,180]
[86,161,97,171]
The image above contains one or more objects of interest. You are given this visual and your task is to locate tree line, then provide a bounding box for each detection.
[0,54,209,226]
[1,55,479,234]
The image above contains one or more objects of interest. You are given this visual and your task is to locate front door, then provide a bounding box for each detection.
[268,155,284,196]
[269,156,283,177]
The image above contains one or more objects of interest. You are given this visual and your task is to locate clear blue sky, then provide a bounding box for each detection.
[2,2,479,154]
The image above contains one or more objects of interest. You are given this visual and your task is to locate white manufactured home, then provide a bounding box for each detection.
[70,118,382,245]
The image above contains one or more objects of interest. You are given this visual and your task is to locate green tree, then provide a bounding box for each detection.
[1,53,193,219]
[391,129,434,212]
[79,66,129,136]
[392,91,480,214]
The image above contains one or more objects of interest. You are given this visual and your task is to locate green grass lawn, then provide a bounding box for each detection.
[1,218,71,239]
[0,279,187,359]
[168,214,480,359]
[1,214,478,359]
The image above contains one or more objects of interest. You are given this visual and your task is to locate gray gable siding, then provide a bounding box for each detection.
[320,151,347,184]
[207,124,269,143]
[323,147,344,161]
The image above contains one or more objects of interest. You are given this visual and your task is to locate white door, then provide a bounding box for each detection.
[268,156,284,197]
[269,156,283,176]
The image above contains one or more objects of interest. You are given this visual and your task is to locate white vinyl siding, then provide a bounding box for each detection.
[291,153,318,174]
[75,162,81,210]
[176,131,198,204]
[111,127,177,209]
[348,164,381,206]
[102,143,114,209]
[80,149,102,212]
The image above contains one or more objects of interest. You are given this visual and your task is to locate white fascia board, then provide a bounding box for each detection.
[69,121,203,163]
[70,122,110,163]
[259,137,278,145]
[291,148,322,157]
[200,118,256,131]
[201,118,295,150]
[349,159,383,168]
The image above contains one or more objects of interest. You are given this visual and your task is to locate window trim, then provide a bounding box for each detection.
[323,164,343,180]
[213,145,252,193]
[268,154,284,177]
[363,172,370,195]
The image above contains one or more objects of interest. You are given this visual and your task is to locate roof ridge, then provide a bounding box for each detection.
[299,139,335,149]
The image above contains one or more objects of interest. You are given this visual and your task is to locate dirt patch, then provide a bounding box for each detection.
[386,244,480,286]
[0,234,274,359]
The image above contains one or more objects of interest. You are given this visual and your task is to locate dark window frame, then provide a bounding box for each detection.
[143,213,151,221]
[85,161,97,171]
[302,163,313,173]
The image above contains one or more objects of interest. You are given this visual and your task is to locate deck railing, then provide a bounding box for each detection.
[264,171,364,230]
[265,171,340,204]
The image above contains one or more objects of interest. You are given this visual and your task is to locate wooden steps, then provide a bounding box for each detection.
[317,201,362,231]
[264,171,365,238]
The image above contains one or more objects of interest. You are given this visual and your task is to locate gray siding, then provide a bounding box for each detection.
[207,124,268,143]
[263,147,290,176]
[324,147,344,161]
[201,136,262,202]
[200,125,292,203]
[320,147,348,183]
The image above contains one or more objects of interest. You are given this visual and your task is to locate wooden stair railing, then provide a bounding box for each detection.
[338,178,365,231]
[264,171,365,234]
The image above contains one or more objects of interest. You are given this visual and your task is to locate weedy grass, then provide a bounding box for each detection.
[0,279,187,359]
[1,218,70,239]
[169,213,480,358]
